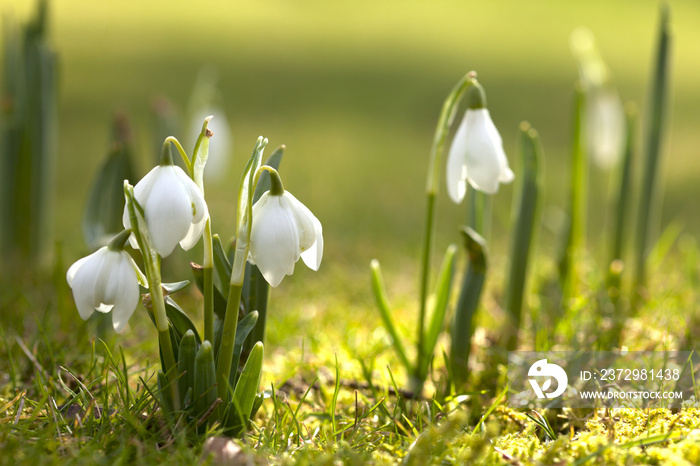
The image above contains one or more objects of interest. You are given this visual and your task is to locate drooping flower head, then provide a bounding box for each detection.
[122,143,208,257]
[570,27,626,169]
[248,168,323,287]
[66,230,146,333]
[446,80,514,201]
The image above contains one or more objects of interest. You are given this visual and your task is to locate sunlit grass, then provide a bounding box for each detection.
[2,0,700,463]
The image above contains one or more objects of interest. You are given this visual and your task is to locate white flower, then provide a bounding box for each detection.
[249,191,323,287]
[122,165,208,257]
[66,247,146,333]
[446,108,514,200]
[587,87,625,169]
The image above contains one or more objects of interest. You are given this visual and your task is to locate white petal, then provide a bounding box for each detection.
[284,192,324,271]
[124,167,159,250]
[480,110,515,184]
[283,192,317,252]
[250,194,299,287]
[111,253,139,333]
[300,220,323,271]
[96,303,114,313]
[464,109,505,194]
[66,255,90,286]
[68,248,109,320]
[177,167,208,224]
[144,166,195,257]
[178,169,209,250]
[446,113,469,203]
[180,214,207,251]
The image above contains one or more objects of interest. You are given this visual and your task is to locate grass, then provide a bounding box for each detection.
[2,0,700,464]
[2,250,700,464]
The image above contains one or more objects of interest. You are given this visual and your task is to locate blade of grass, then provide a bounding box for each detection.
[418,245,457,383]
[370,260,412,374]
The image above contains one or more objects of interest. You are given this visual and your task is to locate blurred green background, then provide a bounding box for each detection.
[2,0,699,282]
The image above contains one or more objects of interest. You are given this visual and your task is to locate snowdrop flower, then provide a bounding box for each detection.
[249,174,323,287]
[122,144,208,257]
[66,230,146,333]
[446,81,514,201]
[570,28,626,169]
[586,87,625,169]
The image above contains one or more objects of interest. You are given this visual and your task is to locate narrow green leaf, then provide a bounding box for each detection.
[191,262,229,320]
[419,244,457,381]
[634,4,671,300]
[82,114,137,249]
[178,330,197,406]
[212,234,232,291]
[157,370,175,415]
[191,116,212,190]
[194,341,217,418]
[242,262,269,349]
[610,104,637,264]
[237,137,266,235]
[162,280,190,295]
[450,228,488,389]
[228,341,264,433]
[230,311,259,387]
[164,297,201,345]
[504,123,543,351]
[559,84,587,305]
[369,260,412,373]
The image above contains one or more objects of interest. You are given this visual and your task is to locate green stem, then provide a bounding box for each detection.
[203,219,214,343]
[216,282,243,403]
[418,73,475,382]
[164,136,192,174]
[124,182,180,410]
[468,189,491,238]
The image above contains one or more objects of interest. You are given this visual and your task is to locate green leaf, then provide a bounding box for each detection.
[191,116,212,191]
[162,280,190,295]
[227,342,264,434]
[242,263,269,349]
[178,330,197,407]
[230,311,259,387]
[82,115,137,250]
[157,370,175,415]
[419,244,457,380]
[164,297,201,345]
[450,228,488,388]
[237,137,267,236]
[194,341,217,419]
[212,234,232,292]
[504,123,543,351]
[633,4,671,298]
[559,85,587,304]
[369,260,412,374]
